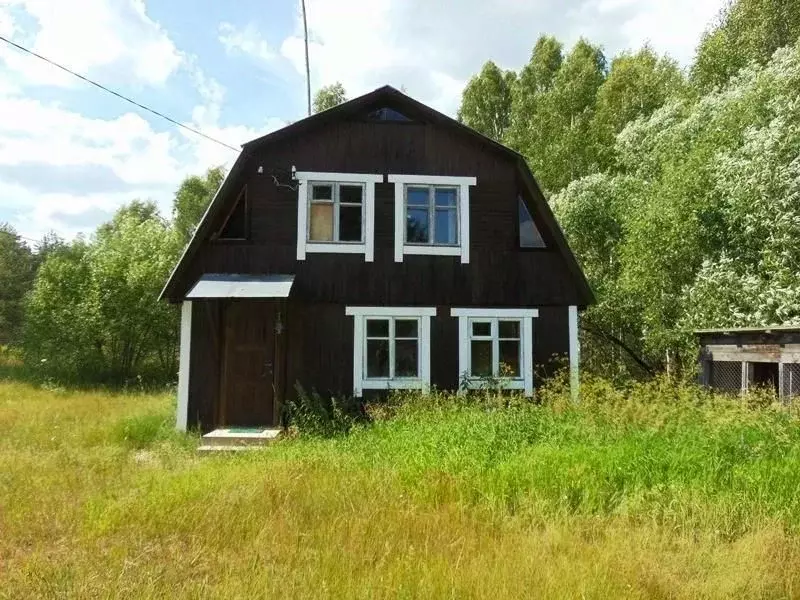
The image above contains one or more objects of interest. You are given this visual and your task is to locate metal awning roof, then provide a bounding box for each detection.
[186,274,294,299]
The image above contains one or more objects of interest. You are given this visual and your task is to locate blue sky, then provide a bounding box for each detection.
[0,0,726,242]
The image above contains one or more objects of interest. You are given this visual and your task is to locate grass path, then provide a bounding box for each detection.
[2,380,800,598]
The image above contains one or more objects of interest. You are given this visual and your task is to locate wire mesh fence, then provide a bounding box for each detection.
[709,361,742,394]
[783,364,800,400]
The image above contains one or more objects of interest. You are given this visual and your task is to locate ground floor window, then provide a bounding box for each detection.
[451,308,537,396]
[346,306,436,396]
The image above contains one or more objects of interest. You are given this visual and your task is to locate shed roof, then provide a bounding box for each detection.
[694,325,800,336]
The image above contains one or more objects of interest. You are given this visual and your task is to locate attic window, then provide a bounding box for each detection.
[366,107,412,121]
[519,196,545,248]
[217,187,248,240]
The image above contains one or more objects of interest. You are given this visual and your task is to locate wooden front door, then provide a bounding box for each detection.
[219,301,278,426]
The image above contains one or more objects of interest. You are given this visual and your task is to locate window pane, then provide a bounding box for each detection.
[366,339,390,378]
[395,339,419,377]
[435,188,457,208]
[395,319,418,338]
[340,184,363,204]
[407,187,429,207]
[434,208,458,244]
[499,339,521,377]
[472,321,491,337]
[499,320,520,339]
[366,319,389,338]
[519,196,546,248]
[312,184,333,201]
[406,208,430,243]
[309,203,334,241]
[339,205,362,242]
[471,340,492,376]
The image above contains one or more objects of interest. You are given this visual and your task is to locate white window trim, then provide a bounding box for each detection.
[451,308,538,396]
[295,171,383,262]
[388,174,477,264]
[346,306,436,397]
[176,301,192,431]
[568,305,580,403]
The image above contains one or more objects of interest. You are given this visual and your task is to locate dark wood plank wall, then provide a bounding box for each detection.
[187,299,221,430]
[182,121,580,429]
[283,302,568,401]
[172,120,582,307]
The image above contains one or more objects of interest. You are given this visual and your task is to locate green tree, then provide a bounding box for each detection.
[25,204,182,383]
[692,0,800,91]
[515,38,607,194]
[457,61,516,140]
[0,224,36,344]
[172,166,226,244]
[506,35,563,156]
[313,82,347,113]
[592,47,684,168]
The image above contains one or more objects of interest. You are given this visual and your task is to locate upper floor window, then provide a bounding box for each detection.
[215,186,248,240]
[295,171,383,262]
[388,174,477,264]
[309,182,364,243]
[519,196,546,249]
[406,185,459,246]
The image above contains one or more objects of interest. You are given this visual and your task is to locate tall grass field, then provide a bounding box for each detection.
[2,378,800,598]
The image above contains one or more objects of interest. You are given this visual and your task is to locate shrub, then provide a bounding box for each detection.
[284,384,366,437]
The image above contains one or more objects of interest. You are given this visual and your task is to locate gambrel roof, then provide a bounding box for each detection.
[160,85,593,305]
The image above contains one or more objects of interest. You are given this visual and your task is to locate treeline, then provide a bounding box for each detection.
[0,168,224,384]
[457,0,800,378]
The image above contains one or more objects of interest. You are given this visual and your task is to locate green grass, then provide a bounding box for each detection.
[2,378,800,598]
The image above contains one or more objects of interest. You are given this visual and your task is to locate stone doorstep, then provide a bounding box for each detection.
[198,428,282,452]
[203,428,282,440]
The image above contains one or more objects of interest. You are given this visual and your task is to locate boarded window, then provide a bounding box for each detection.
[218,187,248,239]
[308,182,364,243]
[519,197,545,248]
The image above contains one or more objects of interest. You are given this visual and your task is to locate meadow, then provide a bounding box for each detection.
[2,378,800,599]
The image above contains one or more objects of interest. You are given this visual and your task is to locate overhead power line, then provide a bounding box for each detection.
[0,35,240,153]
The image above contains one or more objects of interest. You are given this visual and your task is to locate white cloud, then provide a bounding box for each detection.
[271,0,727,115]
[218,21,277,64]
[0,0,182,87]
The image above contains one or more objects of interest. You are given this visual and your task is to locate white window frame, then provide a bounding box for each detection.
[451,308,538,396]
[296,171,383,262]
[346,306,436,396]
[388,174,477,264]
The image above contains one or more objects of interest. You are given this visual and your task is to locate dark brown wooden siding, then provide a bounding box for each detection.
[187,300,222,431]
[172,120,582,307]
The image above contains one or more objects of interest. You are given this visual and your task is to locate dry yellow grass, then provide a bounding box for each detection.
[1,380,800,599]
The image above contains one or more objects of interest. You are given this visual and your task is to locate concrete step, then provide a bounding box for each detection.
[199,427,282,451]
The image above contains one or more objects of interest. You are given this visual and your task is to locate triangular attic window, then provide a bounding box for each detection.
[519,196,545,248]
[217,187,248,240]
[365,106,413,121]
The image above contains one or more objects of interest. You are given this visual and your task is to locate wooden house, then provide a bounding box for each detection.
[160,86,593,432]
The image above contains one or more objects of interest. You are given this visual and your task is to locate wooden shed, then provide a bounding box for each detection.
[696,326,800,399]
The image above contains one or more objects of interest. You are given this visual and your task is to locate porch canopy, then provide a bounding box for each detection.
[186,274,295,299]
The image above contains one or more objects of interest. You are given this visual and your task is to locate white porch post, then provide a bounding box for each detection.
[176,301,193,431]
[568,305,580,403]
